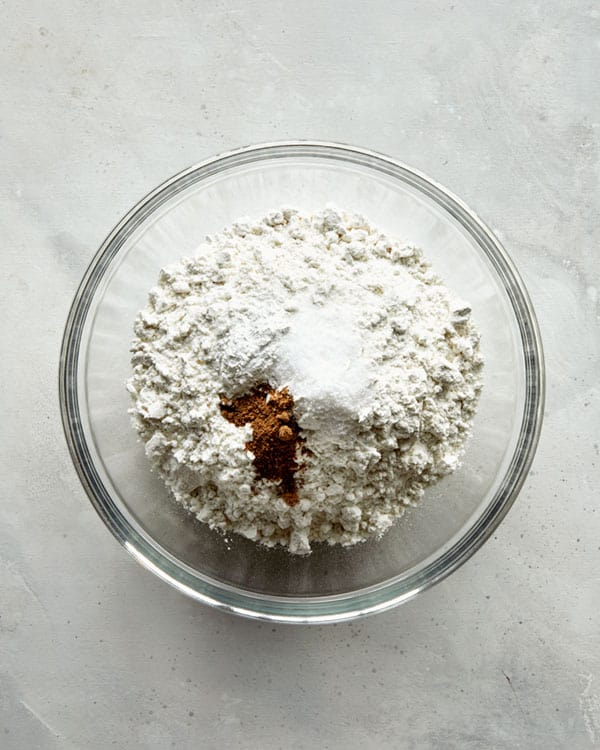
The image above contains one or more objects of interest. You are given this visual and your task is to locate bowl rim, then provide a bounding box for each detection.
[59,141,545,624]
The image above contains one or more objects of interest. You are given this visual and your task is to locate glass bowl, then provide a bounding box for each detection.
[60,142,544,623]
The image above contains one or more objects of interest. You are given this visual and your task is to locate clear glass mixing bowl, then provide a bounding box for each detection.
[59,142,544,623]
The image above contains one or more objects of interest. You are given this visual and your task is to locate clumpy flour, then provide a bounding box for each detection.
[128,207,483,554]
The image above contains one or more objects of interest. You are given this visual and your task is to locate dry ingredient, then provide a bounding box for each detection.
[219,384,302,506]
[128,207,483,555]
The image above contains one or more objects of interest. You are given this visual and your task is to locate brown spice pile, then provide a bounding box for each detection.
[220,384,302,505]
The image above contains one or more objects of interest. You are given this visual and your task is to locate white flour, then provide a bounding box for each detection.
[128,207,483,554]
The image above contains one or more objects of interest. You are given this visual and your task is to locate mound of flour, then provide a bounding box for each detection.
[128,207,482,554]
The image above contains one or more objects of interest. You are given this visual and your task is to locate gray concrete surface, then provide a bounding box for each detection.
[2,1,599,748]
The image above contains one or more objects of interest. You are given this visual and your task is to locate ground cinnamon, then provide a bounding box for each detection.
[220,384,302,505]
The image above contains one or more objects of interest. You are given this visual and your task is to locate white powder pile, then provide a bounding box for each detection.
[128,207,483,554]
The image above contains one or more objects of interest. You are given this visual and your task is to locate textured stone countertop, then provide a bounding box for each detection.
[2,2,599,748]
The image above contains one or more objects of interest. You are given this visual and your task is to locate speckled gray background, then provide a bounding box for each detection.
[2,1,599,748]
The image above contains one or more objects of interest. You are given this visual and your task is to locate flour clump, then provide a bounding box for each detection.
[128,207,483,554]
